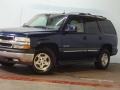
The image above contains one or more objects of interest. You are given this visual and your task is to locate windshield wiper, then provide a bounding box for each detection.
[23,25,47,29]
[23,24,31,27]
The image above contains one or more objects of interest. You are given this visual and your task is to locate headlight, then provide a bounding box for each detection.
[13,37,31,49]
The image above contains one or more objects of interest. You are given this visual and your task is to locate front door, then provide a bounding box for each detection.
[61,15,88,60]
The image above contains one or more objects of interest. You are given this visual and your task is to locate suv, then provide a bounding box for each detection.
[0,13,118,74]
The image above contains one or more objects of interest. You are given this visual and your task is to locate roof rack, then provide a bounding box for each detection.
[79,13,106,19]
[79,13,92,15]
[66,12,106,19]
[91,15,107,19]
[67,12,92,15]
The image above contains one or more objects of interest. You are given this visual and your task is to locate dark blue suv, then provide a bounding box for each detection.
[0,13,118,74]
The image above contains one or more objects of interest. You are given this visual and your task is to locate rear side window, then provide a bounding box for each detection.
[98,20,116,34]
[84,18,99,34]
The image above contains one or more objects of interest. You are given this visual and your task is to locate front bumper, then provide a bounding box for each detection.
[0,48,34,63]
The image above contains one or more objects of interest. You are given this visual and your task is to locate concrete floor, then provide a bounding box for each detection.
[0,63,119,90]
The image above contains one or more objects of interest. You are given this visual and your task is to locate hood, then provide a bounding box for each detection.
[0,27,58,36]
[0,27,57,33]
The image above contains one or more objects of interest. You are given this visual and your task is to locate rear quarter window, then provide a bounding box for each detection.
[98,20,116,34]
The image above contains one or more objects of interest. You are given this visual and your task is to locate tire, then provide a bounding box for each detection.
[94,49,110,69]
[33,48,56,74]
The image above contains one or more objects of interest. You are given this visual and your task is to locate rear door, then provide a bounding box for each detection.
[83,17,102,57]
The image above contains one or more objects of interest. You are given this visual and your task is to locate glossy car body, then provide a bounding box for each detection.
[0,13,118,70]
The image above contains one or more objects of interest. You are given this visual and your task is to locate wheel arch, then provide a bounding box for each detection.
[35,43,59,57]
[101,44,112,55]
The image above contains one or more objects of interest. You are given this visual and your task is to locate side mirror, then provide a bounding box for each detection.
[65,24,77,32]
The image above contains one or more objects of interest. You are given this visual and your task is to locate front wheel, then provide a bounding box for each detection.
[94,49,110,69]
[33,48,56,74]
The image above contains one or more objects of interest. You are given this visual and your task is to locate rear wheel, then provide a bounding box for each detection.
[94,49,110,69]
[33,48,56,74]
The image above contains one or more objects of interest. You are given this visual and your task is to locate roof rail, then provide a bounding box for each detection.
[80,14,106,19]
[79,13,92,15]
[67,12,106,19]
[67,12,92,15]
[92,15,106,19]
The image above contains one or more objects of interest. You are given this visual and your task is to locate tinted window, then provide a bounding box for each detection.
[67,16,84,33]
[98,20,116,34]
[84,18,99,34]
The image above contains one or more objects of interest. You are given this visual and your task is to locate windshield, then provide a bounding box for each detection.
[24,14,66,30]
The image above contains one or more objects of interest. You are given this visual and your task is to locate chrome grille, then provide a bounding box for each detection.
[0,35,14,40]
[0,35,14,48]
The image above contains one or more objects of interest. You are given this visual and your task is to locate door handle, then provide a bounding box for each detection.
[83,36,87,40]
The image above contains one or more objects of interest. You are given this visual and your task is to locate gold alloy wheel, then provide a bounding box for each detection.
[34,53,51,72]
[101,53,109,66]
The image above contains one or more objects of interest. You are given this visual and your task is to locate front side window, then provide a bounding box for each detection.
[24,14,66,30]
[66,16,84,32]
